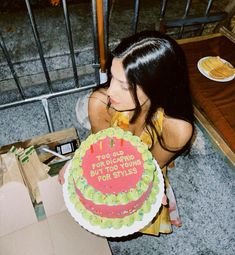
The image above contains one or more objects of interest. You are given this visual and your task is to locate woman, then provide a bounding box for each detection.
[59,30,194,236]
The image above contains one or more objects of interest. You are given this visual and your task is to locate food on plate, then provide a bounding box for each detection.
[199,56,234,80]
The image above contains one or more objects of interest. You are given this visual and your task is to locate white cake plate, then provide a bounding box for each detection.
[63,160,164,237]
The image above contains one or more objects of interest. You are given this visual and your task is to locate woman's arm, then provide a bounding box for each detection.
[151,117,193,168]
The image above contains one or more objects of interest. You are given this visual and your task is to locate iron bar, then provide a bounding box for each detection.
[0,84,96,111]
[160,0,167,18]
[132,0,140,34]
[0,33,26,99]
[62,0,79,88]
[159,0,168,33]
[24,0,53,92]
[91,0,100,84]
[41,98,54,132]
[166,13,227,28]
[179,0,192,39]
[199,0,214,35]
[0,84,95,132]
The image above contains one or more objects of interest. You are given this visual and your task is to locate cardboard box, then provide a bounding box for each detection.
[0,177,112,255]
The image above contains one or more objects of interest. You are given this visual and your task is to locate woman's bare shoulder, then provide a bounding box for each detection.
[162,117,193,149]
[89,88,108,107]
[88,88,111,133]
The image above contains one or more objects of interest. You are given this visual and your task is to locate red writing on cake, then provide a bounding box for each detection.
[89,151,141,182]
[82,137,144,193]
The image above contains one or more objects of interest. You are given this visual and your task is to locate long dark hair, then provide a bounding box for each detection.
[97,30,194,151]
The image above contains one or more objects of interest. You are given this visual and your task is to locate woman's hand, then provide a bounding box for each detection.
[58,160,70,185]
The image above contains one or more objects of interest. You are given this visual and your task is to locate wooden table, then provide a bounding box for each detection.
[178,31,235,166]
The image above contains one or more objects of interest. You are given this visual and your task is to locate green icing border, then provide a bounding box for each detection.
[70,127,156,206]
[68,171,160,229]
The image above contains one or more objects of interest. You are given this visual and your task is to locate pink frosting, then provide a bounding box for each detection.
[82,137,144,194]
[74,181,153,218]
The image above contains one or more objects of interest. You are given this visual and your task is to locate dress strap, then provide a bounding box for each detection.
[157,109,164,133]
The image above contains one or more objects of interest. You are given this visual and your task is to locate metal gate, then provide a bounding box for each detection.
[0,0,140,133]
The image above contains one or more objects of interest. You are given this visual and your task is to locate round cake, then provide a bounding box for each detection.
[63,127,164,237]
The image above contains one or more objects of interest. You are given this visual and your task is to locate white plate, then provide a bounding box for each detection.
[197,56,235,82]
[63,160,164,237]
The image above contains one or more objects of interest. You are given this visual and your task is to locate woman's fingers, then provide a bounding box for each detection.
[58,167,65,185]
[162,194,167,205]
[58,160,70,185]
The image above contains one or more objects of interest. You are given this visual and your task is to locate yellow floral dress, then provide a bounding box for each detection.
[110,110,182,236]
